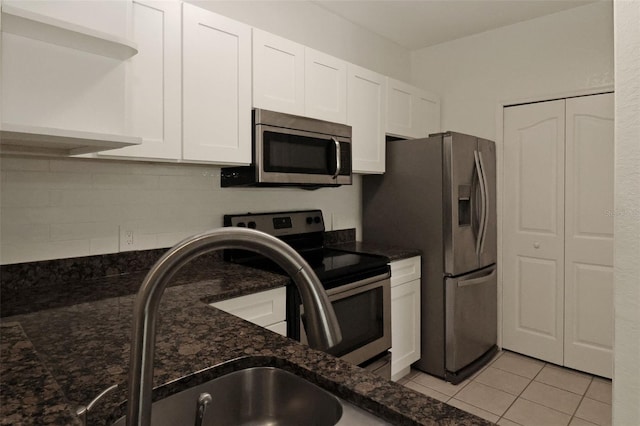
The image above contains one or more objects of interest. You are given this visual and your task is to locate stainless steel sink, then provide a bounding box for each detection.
[113,367,390,426]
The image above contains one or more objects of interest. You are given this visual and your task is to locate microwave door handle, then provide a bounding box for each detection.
[473,150,486,256]
[332,137,341,179]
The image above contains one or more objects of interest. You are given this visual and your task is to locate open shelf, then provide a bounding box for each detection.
[0,123,141,156]
[1,4,138,59]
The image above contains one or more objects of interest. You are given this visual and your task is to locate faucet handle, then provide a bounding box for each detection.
[195,392,213,426]
[76,383,119,426]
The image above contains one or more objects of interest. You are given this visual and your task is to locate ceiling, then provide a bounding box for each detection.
[313,0,599,50]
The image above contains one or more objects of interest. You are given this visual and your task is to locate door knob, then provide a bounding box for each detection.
[533,242,541,249]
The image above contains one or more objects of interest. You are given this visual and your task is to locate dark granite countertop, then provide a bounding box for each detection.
[0,253,488,426]
[328,241,422,262]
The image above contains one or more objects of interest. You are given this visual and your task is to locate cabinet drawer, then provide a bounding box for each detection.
[264,321,287,337]
[210,287,286,327]
[390,256,421,288]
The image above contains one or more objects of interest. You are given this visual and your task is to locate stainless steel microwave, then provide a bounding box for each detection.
[221,109,352,188]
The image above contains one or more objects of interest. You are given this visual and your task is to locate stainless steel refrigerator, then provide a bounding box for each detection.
[363,131,498,383]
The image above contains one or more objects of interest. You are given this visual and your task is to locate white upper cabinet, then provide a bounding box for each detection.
[1,0,141,154]
[1,1,137,59]
[182,3,251,164]
[101,0,181,160]
[386,78,440,139]
[253,30,347,124]
[252,28,305,116]
[304,48,347,124]
[347,64,386,174]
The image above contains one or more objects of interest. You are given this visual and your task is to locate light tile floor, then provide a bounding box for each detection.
[398,350,612,426]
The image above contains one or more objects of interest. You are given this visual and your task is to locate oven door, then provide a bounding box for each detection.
[300,274,391,366]
[256,124,352,186]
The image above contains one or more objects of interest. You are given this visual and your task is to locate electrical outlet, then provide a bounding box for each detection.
[119,226,139,251]
[124,230,134,246]
[119,225,157,251]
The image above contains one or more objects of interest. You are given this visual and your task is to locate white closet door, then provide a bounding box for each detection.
[564,93,614,378]
[502,100,565,364]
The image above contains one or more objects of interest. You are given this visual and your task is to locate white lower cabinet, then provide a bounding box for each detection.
[209,287,287,336]
[390,256,421,381]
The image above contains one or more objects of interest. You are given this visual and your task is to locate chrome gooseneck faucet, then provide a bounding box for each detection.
[126,228,342,426]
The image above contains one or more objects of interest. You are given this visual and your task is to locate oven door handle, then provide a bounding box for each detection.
[324,274,390,298]
[332,137,341,179]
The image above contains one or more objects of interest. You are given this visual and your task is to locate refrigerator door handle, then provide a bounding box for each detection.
[477,150,489,255]
[473,151,487,256]
[457,267,497,287]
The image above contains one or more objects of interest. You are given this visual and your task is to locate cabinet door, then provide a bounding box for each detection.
[391,279,421,380]
[103,0,181,160]
[386,78,440,139]
[253,29,305,116]
[304,48,347,124]
[386,78,414,138]
[209,287,286,328]
[564,93,614,378]
[412,88,440,138]
[348,64,386,174]
[502,100,565,365]
[182,3,251,164]
[390,256,421,287]
[265,321,287,337]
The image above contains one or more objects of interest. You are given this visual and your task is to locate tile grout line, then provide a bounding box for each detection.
[480,351,541,424]
[536,368,608,424]
[569,376,594,425]
[447,352,525,422]
[495,361,547,425]
[403,352,609,426]
[408,352,507,417]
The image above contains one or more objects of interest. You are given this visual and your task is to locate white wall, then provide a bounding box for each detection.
[0,156,361,264]
[186,0,412,82]
[613,1,640,423]
[410,1,614,140]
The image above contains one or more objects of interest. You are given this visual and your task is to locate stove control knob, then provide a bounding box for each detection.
[306,217,313,225]
[314,216,321,224]
[248,221,257,229]
[237,222,246,227]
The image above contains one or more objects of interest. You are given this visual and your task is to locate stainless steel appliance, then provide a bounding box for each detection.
[224,210,392,379]
[299,273,391,372]
[221,109,352,188]
[363,131,498,384]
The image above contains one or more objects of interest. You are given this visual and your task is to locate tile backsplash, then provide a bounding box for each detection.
[0,156,362,264]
